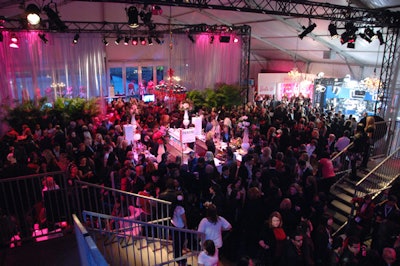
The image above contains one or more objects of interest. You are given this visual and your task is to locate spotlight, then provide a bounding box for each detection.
[188,34,195,43]
[124,36,130,45]
[347,41,356,49]
[43,3,68,32]
[364,27,376,40]
[26,4,41,26]
[210,35,214,44]
[155,38,163,45]
[148,37,153,45]
[328,23,339,39]
[139,10,152,25]
[73,33,79,44]
[127,6,139,29]
[132,37,138,46]
[38,33,48,44]
[102,37,109,46]
[359,33,372,43]
[376,30,385,45]
[9,34,19,49]
[140,37,146,45]
[340,22,357,45]
[115,36,122,45]
[298,23,316,39]
[233,37,239,43]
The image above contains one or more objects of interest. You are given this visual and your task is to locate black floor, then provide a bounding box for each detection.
[1,232,80,266]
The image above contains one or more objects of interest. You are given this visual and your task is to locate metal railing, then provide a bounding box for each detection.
[370,120,393,159]
[82,210,204,266]
[352,146,400,200]
[0,171,70,244]
[72,180,172,227]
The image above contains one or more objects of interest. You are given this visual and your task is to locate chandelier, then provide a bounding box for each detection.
[288,67,301,80]
[362,76,382,92]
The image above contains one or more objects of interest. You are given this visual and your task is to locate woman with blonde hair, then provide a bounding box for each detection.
[258,211,287,265]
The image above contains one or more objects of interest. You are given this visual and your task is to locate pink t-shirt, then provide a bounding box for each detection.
[319,158,335,179]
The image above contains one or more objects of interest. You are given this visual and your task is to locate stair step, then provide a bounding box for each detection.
[333,183,355,196]
[333,192,354,204]
[330,200,352,216]
[332,211,349,224]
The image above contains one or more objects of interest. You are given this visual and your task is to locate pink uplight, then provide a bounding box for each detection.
[9,42,19,49]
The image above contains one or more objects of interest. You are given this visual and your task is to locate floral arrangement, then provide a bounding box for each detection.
[237,115,250,129]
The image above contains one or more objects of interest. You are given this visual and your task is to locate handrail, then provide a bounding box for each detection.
[355,146,400,188]
[75,180,172,206]
[331,142,353,162]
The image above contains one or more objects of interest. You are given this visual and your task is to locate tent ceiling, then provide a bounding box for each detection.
[1,0,399,71]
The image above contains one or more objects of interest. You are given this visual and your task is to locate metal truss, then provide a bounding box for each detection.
[1,18,251,37]
[74,0,400,28]
[377,27,399,119]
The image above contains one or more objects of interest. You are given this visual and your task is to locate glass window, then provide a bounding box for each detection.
[126,67,139,96]
[141,66,153,94]
[156,66,165,84]
[110,67,123,96]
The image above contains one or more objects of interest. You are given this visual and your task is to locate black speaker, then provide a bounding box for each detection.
[219,36,231,43]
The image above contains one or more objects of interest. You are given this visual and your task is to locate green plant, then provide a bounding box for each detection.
[187,83,244,110]
[2,97,101,132]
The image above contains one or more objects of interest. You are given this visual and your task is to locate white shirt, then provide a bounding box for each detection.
[171,205,185,228]
[198,216,232,248]
[198,249,219,266]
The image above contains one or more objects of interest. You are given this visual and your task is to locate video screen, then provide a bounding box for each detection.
[142,94,155,103]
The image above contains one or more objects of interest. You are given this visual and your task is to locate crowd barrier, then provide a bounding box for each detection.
[0,171,70,244]
[73,214,108,266]
[81,210,204,266]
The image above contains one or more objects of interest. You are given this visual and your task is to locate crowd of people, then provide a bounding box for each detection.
[0,95,399,266]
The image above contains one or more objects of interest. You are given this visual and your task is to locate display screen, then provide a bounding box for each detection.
[142,94,155,102]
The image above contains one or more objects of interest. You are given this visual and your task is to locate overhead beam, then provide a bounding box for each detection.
[73,0,400,27]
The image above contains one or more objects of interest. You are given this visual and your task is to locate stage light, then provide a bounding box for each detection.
[298,23,316,39]
[38,33,48,44]
[139,10,152,25]
[209,35,214,44]
[328,23,339,39]
[132,37,138,46]
[219,36,230,43]
[340,22,357,45]
[124,36,130,45]
[115,36,122,45]
[188,34,195,43]
[148,37,153,45]
[376,30,384,45]
[140,37,146,45]
[102,37,109,46]
[26,4,41,26]
[359,33,372,43]
[155,38,163,44]
[233,37,239,43]
[73,33,79,44]
[152,5,162,15]
[9,34,19,48]
[364,27,376,40]
[43,3,68,32]
[127,6,139,29]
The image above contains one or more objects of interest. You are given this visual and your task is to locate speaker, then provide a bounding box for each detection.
[219,36,231,43]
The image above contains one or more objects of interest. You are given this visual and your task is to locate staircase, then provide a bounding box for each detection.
[327,147,400,236]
